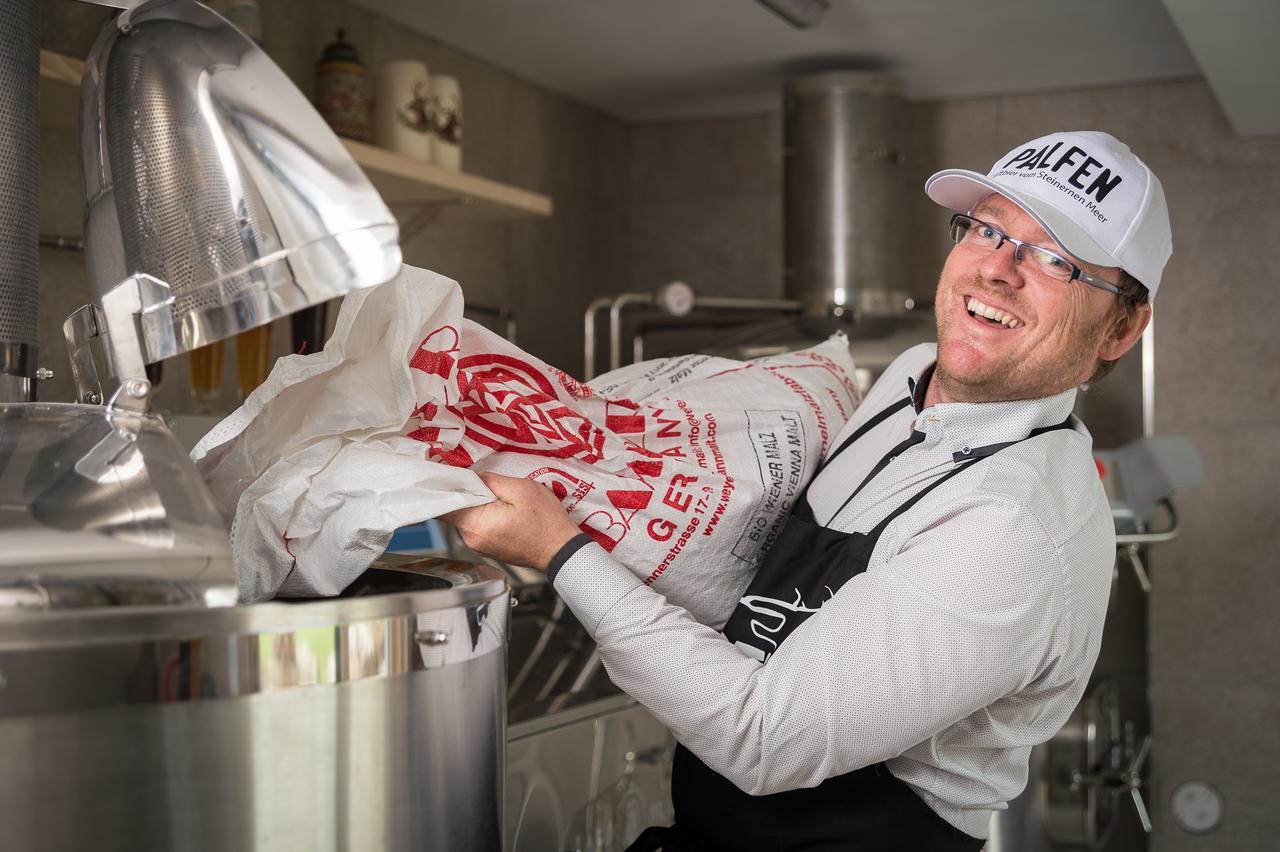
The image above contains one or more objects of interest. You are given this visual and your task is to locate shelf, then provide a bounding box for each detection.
[342,138,552,220]
[37,49,553,222]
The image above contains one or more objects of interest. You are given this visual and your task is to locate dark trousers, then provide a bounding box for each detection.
[624,745,986,852]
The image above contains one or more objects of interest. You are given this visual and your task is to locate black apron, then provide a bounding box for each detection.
[627,396,1074,852]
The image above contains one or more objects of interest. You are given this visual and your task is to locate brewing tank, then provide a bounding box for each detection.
[784,72,908,318]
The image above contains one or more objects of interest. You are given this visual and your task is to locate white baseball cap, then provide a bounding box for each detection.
[925,130,1172,299]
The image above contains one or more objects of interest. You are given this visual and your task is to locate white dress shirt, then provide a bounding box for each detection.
[548,343,1116,838]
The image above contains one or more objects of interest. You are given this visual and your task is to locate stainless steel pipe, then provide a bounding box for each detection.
[583,290,802,378]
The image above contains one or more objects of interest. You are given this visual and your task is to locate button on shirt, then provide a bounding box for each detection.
[548,343,1116,838]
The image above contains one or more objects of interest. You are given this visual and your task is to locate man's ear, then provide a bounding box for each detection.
[1098,303,1152,362]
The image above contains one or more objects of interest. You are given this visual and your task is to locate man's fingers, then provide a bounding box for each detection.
[475,470,510,491]
[438,505,478,526]
[477,471,540,503]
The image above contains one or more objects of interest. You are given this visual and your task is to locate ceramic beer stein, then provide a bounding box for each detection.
[315,30,370,142]
[374,60,432,160]
[430,74,463,171]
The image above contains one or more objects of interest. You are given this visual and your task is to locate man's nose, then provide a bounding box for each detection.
[978,240,1025,287]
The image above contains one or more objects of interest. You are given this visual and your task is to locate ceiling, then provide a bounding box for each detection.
[353,0,1203,122]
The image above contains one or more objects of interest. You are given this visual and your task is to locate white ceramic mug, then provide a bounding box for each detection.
[373,60,431,160]
[429,75,463,171]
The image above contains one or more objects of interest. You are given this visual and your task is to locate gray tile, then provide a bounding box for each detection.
[995,84,1154,158]
[628,196,782,300]
[929,96,1006,170]
[38,127,83,237]
[1148,680,1280,852]
[402,219,510,311]
[1147,421,1280,683]
[503,78,572,195]
[1152,200,1280,429]
[1145,80,1280,170]
[40,0,112,58]
[628,114,782,204]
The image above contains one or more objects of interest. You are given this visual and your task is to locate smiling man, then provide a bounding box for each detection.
[445,130,1171,851]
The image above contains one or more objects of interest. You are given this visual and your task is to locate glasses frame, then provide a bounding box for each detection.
[948,213,1120,295]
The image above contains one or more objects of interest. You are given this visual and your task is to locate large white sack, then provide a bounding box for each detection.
[193,265,860,626]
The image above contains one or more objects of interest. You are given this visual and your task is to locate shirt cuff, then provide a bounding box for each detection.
[550,541,645,635]
[546,532,593,582]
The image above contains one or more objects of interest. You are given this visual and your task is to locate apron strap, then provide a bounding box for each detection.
[798,396,914,516]
[824,426,927,524]
[819,396,913,473]
[866,413,1077,540]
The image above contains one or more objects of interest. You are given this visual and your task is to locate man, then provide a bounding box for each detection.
[445,130,1170,850]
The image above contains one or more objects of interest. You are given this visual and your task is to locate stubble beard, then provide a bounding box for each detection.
[934,280,1107,404]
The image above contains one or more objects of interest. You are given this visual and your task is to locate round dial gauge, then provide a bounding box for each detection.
[656,281,695,317]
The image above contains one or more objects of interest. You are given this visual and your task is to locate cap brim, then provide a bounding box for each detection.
[925,169,1120,270]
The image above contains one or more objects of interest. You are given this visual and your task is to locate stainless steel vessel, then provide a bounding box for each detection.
[0,401,236,605]
[784,72,909,319]
[0,557,509,852]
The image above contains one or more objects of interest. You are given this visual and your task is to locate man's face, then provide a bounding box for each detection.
[932,193,1138,404]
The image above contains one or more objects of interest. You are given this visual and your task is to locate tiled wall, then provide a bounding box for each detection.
[37,0,626,412]
[626,80,1280,851]
[626,114,784,299]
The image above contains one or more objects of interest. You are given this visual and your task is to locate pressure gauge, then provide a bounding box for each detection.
[656,281,695,317]
[1171,780,1224,834]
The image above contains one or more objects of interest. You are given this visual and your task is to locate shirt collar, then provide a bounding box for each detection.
[906,361,1078,462]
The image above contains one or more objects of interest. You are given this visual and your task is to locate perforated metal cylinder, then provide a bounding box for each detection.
[103,26,257,321]
[0,0,40,398]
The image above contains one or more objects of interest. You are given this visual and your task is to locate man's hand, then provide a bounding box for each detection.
[441,472,583,571]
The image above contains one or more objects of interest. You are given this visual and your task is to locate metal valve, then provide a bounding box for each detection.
[1071,732,1153,834]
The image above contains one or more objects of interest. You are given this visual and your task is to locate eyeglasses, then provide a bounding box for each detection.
[948,213,1120,295]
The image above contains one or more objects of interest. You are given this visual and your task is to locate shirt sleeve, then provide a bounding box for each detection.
[550,493,1065,796]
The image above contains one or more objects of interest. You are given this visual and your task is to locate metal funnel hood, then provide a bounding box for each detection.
[74,0,401,392]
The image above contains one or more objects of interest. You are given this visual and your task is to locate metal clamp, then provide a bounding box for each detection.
[62,304,106,405]
[62,274,174,410]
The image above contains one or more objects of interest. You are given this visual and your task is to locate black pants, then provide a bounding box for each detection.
[624,745,986,852]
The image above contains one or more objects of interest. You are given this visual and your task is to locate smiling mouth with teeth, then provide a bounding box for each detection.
[967,297,1021,329]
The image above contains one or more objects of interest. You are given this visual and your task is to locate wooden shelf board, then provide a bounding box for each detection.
[342,139,552,219]
[37,49,552,221]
